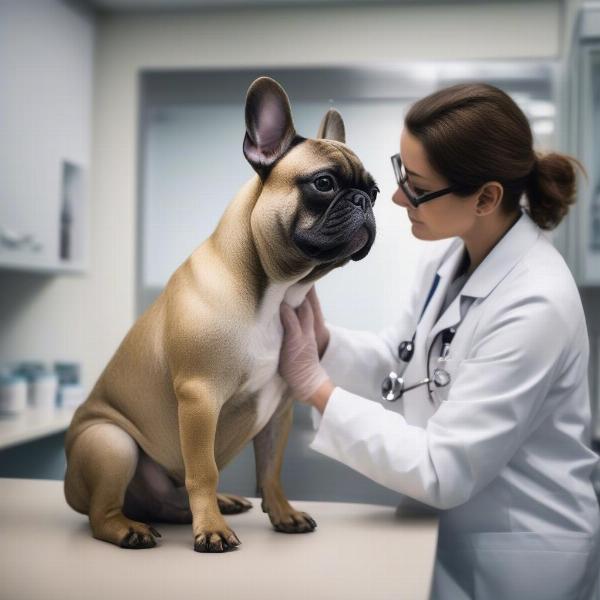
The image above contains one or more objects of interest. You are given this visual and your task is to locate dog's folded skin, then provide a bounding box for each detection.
[63,77,377,552]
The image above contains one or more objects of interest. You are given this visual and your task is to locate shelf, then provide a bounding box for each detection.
[0,259,88,276]
[0,406,77,450]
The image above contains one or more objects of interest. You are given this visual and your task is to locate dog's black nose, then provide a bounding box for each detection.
[349,191,368,211]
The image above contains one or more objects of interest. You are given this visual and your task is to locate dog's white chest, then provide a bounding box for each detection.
[237,281,313,428]
[243,316,283,391]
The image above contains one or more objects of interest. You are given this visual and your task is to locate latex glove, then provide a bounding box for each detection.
[278,296,329,403]
[305,286,330,360]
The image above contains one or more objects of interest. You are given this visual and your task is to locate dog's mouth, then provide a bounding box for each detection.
[293,190,376,263]
[294,225,372,263]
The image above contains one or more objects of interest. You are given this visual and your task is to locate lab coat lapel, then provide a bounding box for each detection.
[425,209,541,351]
[419,241,466,349]
[399,240,465,423]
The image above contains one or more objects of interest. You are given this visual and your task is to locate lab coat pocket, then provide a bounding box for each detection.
[471,531,594,600]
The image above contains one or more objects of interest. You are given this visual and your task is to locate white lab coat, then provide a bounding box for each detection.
[310,209,600,600]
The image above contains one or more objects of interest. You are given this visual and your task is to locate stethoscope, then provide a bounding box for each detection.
[381,273,457,404]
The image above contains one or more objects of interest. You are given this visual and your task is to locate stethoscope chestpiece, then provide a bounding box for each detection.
[431,367,451,388]
[381,371,404,402]
[397,340,414,362]
[381,367,451,403]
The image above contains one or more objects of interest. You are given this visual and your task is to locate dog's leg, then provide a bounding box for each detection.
[253,394,317,533]
[64,422,161,548]
[175,379,241,552]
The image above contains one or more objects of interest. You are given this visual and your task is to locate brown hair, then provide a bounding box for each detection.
[404,83,586,230]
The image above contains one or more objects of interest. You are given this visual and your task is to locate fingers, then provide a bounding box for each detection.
[297,298,315,336]
[307,286,325,324]
[280,302,301,338]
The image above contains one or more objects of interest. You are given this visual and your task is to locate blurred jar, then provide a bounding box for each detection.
[54,361,83,409]
[30,371,58,411]
[13,361,46,405]
[0,373,28,416]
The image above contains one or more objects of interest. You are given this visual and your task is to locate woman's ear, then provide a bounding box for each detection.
[475,182,504,216]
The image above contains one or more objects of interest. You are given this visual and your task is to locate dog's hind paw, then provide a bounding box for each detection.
[119,525,160,549]
[217,492,253,514]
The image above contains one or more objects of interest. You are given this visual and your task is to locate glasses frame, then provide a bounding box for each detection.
[391,153,459,208]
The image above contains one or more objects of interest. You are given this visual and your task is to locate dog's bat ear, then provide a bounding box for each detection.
[243,77,299,178]
[316,109,345,143]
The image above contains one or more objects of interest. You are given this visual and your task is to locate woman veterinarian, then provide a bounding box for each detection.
[278,83,600,600]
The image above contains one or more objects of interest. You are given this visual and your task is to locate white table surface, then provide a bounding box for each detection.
[0,478,439,600]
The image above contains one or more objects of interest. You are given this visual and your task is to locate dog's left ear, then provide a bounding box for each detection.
[243,77,299,178]
[316,109,346,143]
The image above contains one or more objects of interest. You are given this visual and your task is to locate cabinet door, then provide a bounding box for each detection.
[0,139,60,271]
[581,45,600,283]
[0,0,92,274]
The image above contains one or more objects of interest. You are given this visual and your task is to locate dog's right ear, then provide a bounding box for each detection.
[243,77,299,179]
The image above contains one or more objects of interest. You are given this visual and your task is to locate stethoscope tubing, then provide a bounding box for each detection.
[381,270,457,403]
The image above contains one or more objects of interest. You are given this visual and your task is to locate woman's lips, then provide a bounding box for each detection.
[407,213,422,224]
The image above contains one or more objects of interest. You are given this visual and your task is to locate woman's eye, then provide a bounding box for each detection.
[314,176,335,192]
[414,187,427,196]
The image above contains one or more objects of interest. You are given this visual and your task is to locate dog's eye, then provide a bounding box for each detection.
[370,186,380,204]
[314,176,335,192]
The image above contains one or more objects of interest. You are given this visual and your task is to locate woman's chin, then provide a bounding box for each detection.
[410,221,427,238]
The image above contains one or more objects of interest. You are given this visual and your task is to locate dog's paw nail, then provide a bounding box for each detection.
[210,535,224,552]
[194,534,208,552]
[149,526,162,538]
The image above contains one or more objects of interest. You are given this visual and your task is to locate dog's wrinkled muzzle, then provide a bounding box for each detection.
[293,188,376,262]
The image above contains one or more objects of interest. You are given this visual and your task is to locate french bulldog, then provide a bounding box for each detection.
[64,76,378,552]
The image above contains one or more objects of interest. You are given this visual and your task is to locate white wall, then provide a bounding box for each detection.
[1,1,564,392]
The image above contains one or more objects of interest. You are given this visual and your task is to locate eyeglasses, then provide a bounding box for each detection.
[391,153,459,208]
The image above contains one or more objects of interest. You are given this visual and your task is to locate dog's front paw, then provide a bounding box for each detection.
[194,528,241,553]
[269,509,317,534]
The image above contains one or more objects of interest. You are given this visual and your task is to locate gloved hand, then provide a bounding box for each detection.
[305,286,330,360]
[278,294,330,403]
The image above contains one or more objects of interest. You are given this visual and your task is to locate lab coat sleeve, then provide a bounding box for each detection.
[309,296,572,509]
[318,317,413,400]
[318,252,429,400]
[309,317,415,430]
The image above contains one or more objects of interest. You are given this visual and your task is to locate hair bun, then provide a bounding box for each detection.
[525,152,584,230]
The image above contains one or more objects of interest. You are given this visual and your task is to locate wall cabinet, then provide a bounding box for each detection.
[555,4,600,441]
[557,5,600,285]
[0,0,93,275]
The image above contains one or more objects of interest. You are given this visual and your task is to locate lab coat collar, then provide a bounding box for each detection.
[426,209,541,346]
[459,209,541,300]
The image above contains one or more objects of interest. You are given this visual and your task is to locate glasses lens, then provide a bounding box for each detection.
[391,156,415,206]
[401,174,418,197]
[391,155,403,185]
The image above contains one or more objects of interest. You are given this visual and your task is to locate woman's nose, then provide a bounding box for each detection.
[392,186,410,207]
